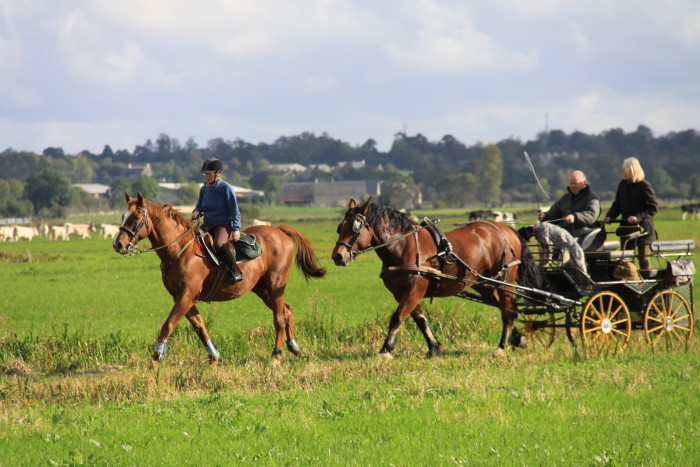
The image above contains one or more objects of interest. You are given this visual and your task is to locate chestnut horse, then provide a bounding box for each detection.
[331,199,543,356]
[113,193,326,365]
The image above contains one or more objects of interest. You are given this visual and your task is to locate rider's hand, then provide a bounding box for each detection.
[191,211,200,220]
[231,230,241,242]
[564,214,575,224]
[604,217,611,224]
[627,216,639,225]
[537,212,545,221]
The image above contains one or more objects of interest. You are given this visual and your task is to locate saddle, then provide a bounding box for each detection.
[196,230,263,265]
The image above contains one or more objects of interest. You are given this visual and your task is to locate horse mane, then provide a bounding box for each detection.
[365,201,416,233]
[143,198,193,229]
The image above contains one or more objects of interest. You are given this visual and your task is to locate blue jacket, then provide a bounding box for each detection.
[195,179,241,230]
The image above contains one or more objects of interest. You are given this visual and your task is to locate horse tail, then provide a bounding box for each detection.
[277,224,327,281]
[516,234,547,291]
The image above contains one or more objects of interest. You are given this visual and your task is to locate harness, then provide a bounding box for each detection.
[378,220,522,298]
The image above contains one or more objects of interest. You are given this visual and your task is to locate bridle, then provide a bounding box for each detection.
[119,206,151,255]
[335,212,368,261]
[335,210,429,261]
[118,205,194,256]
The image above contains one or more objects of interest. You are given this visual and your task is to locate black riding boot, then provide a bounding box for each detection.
[219,245,243,283]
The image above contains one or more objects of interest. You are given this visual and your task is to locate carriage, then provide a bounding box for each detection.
[332,199,695,357]
[512,222,695,352]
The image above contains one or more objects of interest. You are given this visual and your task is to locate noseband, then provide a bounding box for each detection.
[119,206,150,254]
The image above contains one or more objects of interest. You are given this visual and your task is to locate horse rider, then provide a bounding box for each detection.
[192,158,244,283]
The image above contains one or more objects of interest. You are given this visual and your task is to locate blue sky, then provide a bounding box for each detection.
[1,0,699,154]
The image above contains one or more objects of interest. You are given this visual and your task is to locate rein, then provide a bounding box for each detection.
[121,206,196,257]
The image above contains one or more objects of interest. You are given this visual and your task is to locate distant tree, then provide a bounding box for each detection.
[0,179,33,217]
[109,178,133,207]
[475,144,503,206]
[249,172,280,205]
[23,169,74,215]
[101,145,115,158]
[43,147,66,158]
[175,182,200,205]
[131,175,160,201]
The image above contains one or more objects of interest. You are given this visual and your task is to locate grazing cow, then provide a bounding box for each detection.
[252,218,272,226]
[65,222,95,239]
[0,225,16,242]
[38,223,50,237]
[13,226,39,241]
[681,203,700,220]
[468,209,495,221]
[99,224,121,239]
[50,225,70,241]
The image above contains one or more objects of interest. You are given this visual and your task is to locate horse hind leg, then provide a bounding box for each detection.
[283,303,301,356]
[411,305,441,357]
[256,287,299,363]
[186,306,221,365]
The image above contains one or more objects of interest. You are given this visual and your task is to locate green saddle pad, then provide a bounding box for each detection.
[235,232,262,261]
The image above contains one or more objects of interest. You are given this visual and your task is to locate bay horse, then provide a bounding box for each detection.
[331,199,543,357]
[113,192,326,365]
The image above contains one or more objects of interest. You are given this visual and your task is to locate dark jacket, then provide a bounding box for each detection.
[195,179,241,231]
[541,185,600,237]
[605,179,658,244]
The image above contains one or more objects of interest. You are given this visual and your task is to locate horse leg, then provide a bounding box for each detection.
[152,299,193,365]
[410,305,441,357]
[380,296,422,357]
[185,306,220,365]
[255,286,295,363]
[283,303,301,356]
[496,290,527,352]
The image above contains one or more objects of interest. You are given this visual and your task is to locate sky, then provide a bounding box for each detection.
[1,0,699,155]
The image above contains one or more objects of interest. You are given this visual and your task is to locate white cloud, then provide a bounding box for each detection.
[383,0,538,71]
[0,1,697,154]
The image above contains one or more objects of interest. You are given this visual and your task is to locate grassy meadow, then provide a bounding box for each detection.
[1,203,699,465]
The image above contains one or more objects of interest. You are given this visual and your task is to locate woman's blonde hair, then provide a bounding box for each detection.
[621,157,645,183]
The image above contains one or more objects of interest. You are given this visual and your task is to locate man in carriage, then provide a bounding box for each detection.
[537,170,601,239]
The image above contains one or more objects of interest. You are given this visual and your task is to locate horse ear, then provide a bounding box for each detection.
[359,197,371,214]
[348,199,357,209]
[137,192,145,206]
[124,192,132,203]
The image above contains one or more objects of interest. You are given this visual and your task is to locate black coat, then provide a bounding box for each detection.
[605,180,658,244]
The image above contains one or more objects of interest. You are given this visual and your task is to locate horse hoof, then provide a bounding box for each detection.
[493,347,506,358]
[151,359,160,369]
[209,358,219,367]
[517,335,528,349]
[270,357,282,367]
[286,338,301,356]
[427,343,441,358]
[378,351,393,360]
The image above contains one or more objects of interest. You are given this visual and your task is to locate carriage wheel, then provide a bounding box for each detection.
[581,291,631,352]
[517,312,556,348]
[644,290,694,350]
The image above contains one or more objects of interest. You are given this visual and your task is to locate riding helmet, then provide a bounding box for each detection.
[201,158,223,174]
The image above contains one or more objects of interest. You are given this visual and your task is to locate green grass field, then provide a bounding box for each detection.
[1,204,699,465]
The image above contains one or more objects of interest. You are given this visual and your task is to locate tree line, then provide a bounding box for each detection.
[1,125,699,218]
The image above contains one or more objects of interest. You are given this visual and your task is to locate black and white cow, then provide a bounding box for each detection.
[681,203,700,220]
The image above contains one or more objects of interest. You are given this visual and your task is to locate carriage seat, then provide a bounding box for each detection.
[578,226,605,251]
[650,240,695,253]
